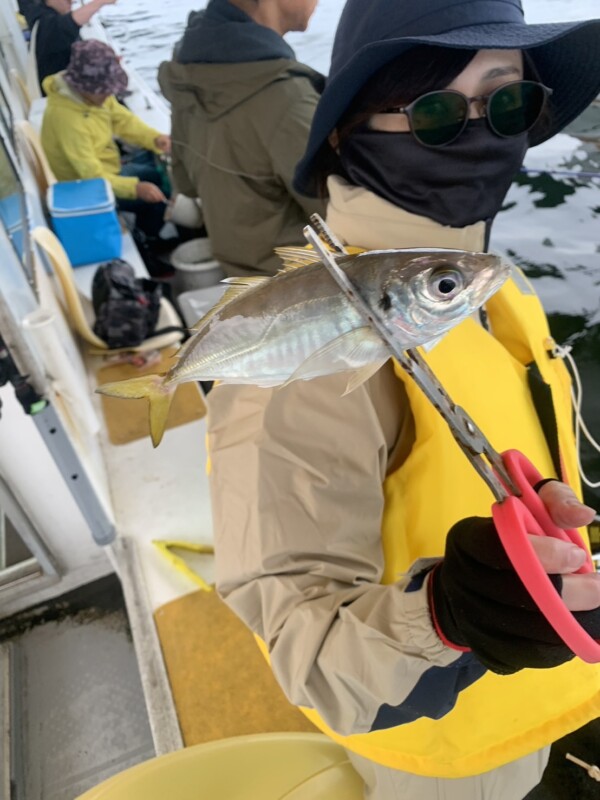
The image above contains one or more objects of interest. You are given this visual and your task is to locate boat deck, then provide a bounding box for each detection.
[0,576,155,800]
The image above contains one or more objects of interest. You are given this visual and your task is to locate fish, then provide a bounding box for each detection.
[96,246,510,446]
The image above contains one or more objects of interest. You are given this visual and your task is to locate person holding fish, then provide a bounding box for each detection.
[97,0,600,797]
[204,1,600,798]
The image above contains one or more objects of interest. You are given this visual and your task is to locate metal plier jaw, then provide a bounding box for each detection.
[395,348,519,501]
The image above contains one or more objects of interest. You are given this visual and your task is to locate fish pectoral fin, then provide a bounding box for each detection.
[282,327,387,387]
[343,360,388,396]
[95,374,176,448]
[189,278,269,332]
[274,245,327,272]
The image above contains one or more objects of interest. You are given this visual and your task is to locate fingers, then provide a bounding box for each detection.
[528,534,600,610]
[136,182,167,203]
[561,573,600,611]
[152,187,167,202]
[538,480,596,528]
[154,135,172,153]
[528,534,588,573]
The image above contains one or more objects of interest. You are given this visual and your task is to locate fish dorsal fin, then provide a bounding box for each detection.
[281,327,388,388]
[274,245,325,272]
[189,277,269,332]
[221,276,270,287]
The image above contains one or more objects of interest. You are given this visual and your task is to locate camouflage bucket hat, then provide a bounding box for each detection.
[64,39,128,97]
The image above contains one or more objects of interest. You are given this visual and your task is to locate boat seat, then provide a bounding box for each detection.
[31,226,185,353]
[14,119,56,198]
[27,96,48,133]
[74,732,364,800]
[9,68,31,116]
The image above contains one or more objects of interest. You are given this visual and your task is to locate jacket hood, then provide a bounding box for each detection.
[176,0,295,65]
[42,72,88,106]
[159,58,322,120]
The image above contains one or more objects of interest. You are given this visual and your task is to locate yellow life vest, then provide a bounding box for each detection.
[297,272,600,777]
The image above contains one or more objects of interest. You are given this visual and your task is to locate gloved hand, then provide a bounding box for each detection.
[428,482,600,674]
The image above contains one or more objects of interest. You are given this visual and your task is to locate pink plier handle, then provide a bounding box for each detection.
[492,449,600,663]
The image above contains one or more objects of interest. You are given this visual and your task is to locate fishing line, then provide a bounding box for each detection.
[168,138,277,181]
[552,342,600,489]
[169,141,600,181]
[520,167,600,179]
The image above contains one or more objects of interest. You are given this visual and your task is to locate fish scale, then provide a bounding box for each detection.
[175,291,364,382]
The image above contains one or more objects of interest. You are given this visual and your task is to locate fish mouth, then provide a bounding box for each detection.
[470,259,511,307]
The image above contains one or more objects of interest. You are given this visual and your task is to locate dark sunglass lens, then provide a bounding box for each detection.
[410,92,468,146]
[489,82,546,137]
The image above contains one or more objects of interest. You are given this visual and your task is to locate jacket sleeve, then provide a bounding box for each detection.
[266,79,326,218]
[108,98,163,153]
[28,9,80,55]
[50,122,140,199]
[208,372,486,738]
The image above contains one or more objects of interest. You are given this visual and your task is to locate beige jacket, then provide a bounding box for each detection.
[208,177,490,736]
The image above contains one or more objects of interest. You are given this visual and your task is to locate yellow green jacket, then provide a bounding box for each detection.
[41,73,162,200]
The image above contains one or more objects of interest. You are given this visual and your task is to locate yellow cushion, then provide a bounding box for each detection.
[75,732,364,800]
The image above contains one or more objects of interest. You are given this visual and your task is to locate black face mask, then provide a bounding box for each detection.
[338,119,528,228]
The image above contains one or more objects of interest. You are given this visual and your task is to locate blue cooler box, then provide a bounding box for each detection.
[47,178,122,267]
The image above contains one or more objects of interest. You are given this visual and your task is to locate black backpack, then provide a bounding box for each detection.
[92,259,165,349]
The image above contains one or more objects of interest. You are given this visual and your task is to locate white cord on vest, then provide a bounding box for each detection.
[566,753,600,782]
[552,342,600,489]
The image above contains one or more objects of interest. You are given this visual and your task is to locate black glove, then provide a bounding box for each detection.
[428,516,600,675]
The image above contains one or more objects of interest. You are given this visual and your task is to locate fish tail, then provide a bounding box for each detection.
[95,374,175,448]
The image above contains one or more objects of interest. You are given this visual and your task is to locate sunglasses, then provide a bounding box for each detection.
[381,80,553,148]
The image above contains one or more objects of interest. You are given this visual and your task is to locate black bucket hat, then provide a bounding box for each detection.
[294,0,600,196]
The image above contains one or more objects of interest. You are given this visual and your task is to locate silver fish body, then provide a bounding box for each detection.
[169,248,509,388]
[95,247,510,447]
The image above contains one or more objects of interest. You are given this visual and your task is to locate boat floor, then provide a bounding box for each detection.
[154,588,316,747]
[153,585,600,797]
[0,575,155,800]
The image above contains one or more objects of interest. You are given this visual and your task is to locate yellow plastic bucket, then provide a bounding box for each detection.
[76,732,364,800]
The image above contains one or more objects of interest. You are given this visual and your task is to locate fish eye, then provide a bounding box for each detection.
[428,268,464,300]
[379,291,392,312]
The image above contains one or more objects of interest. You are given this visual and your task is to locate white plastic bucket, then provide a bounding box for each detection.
[170,238,225,294]
[166,195,204,229]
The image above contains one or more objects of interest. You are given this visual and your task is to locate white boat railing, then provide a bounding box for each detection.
[0,1,28,78]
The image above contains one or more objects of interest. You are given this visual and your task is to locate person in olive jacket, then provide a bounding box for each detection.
[18,0,117,93]
[158,0,325,278]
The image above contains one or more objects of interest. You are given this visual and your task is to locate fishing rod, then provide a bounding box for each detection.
[520,167,600,179]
